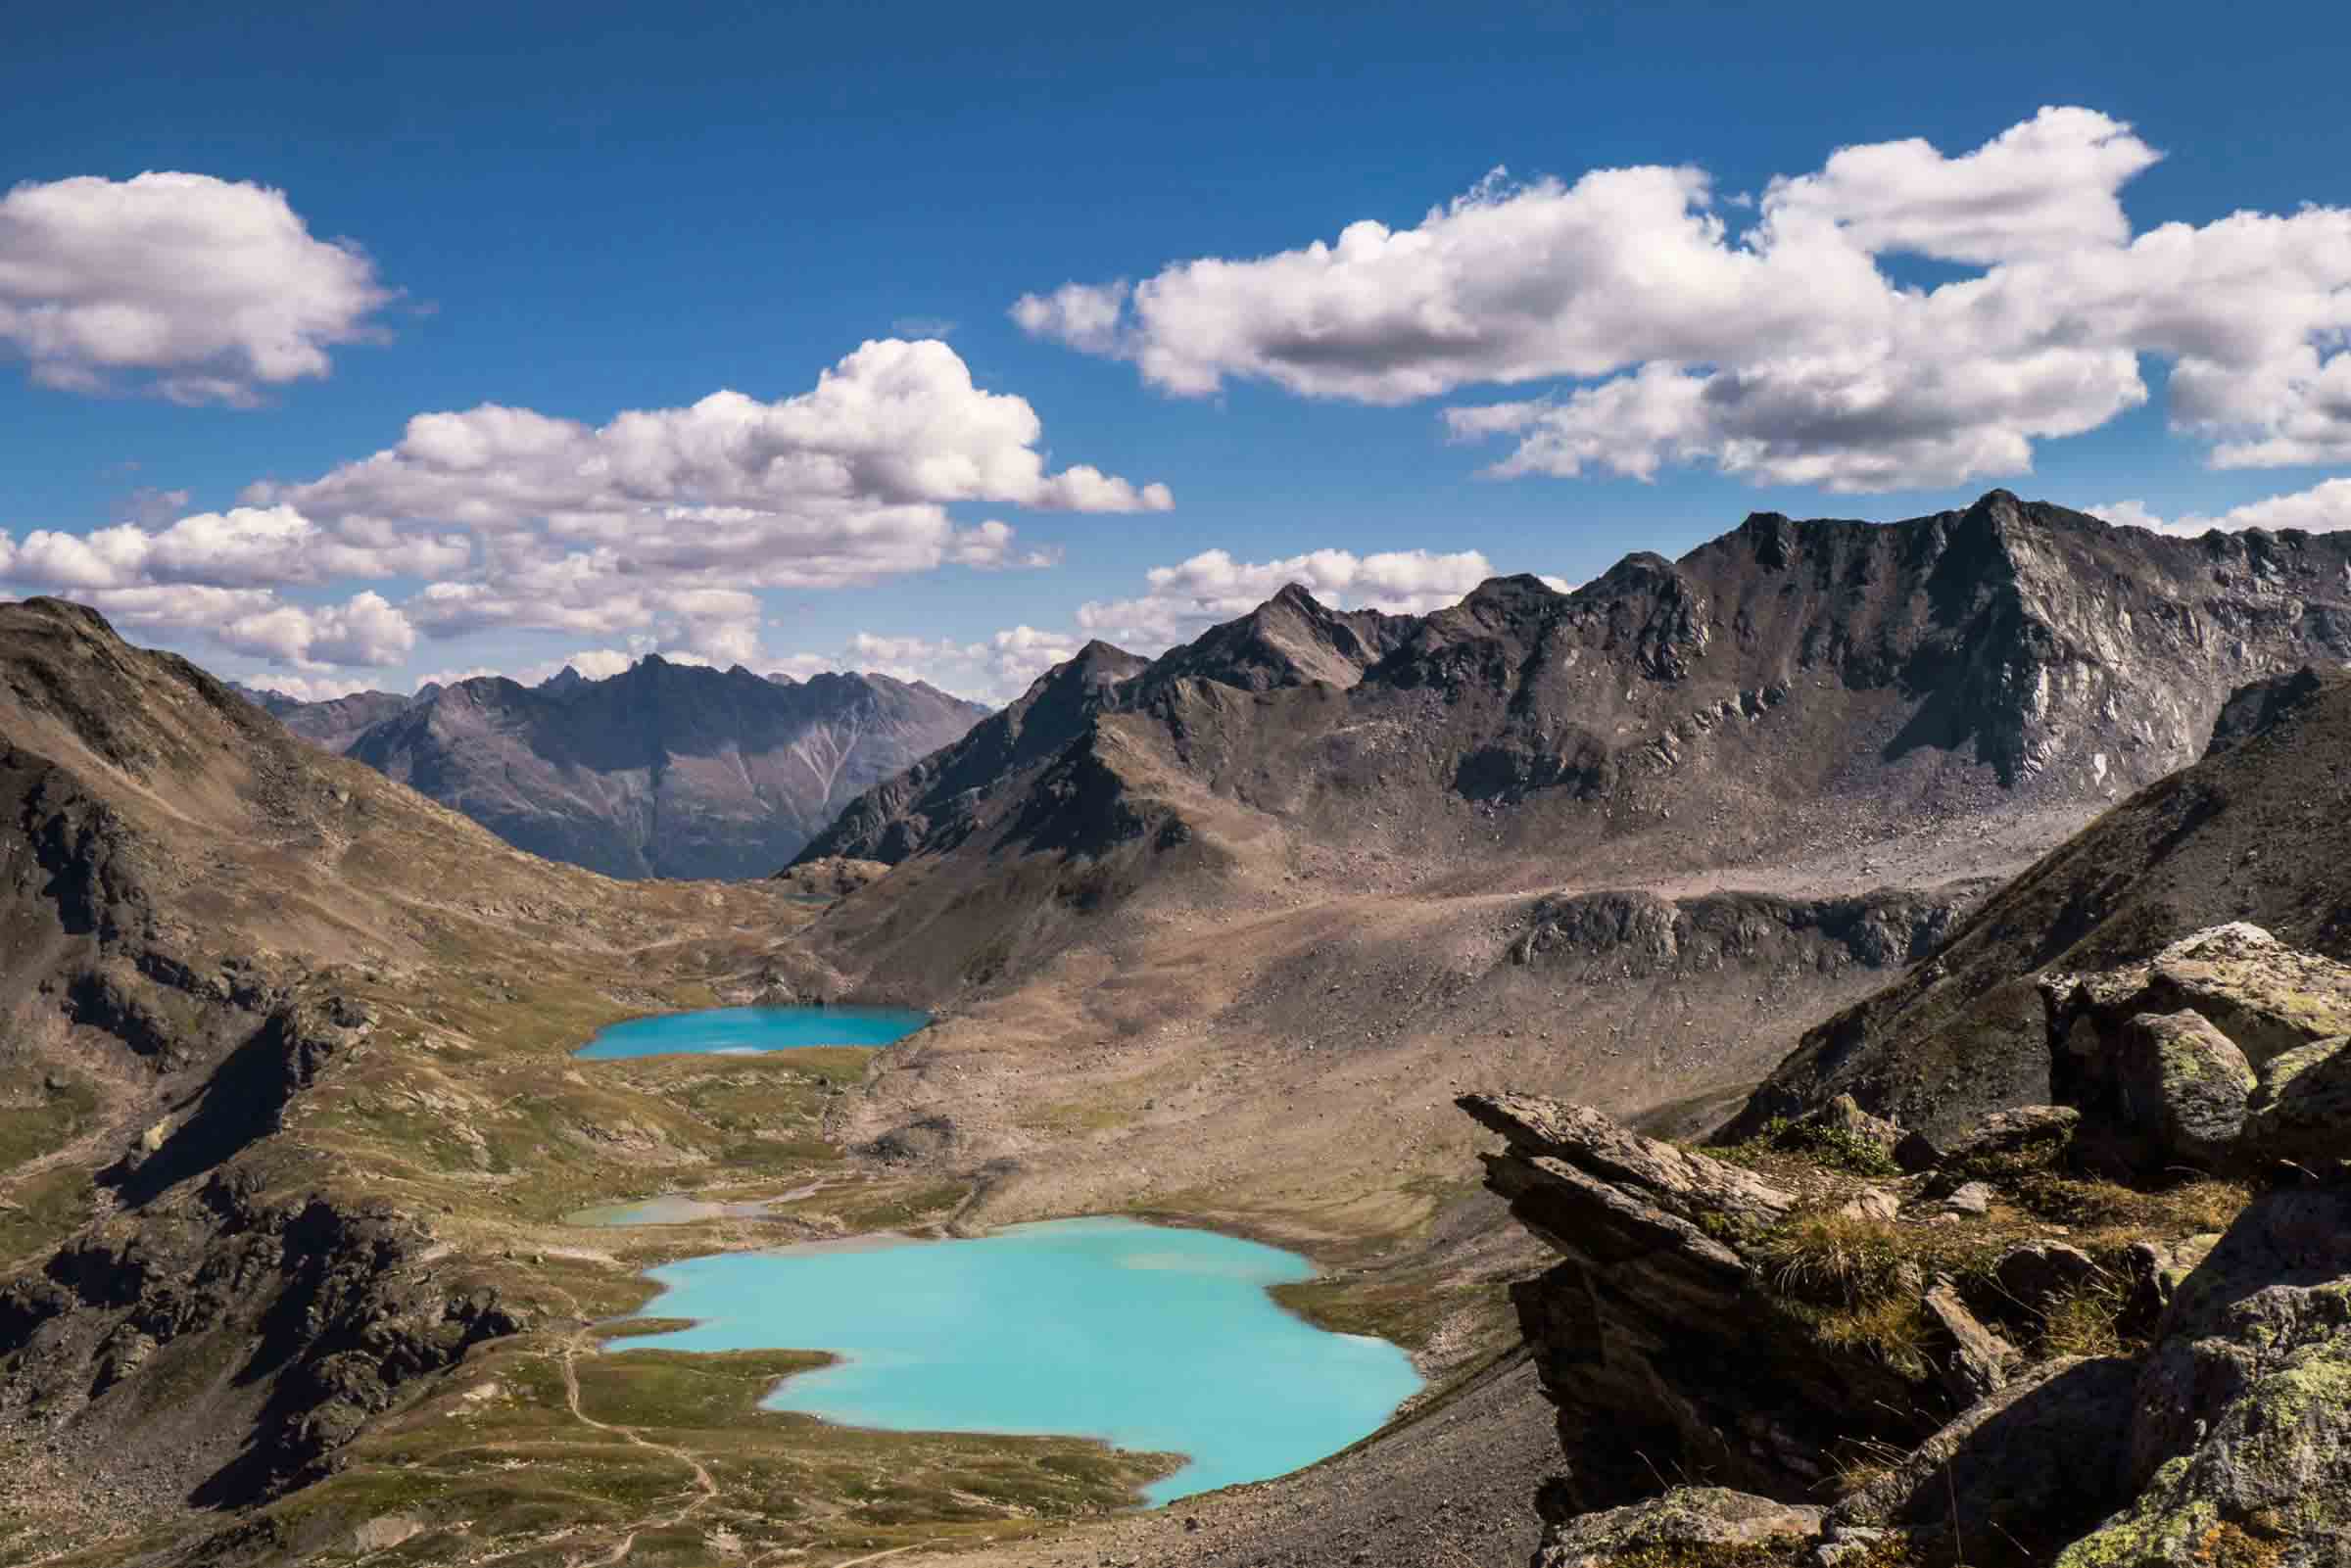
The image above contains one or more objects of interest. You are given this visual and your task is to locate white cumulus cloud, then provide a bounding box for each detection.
[1018,107,2351,490]
[1075,546,1495,649]
[0,171,394,404]
[2090,478,2351,537]
[4,339,1155,670]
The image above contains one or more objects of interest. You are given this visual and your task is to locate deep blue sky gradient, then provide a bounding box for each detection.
[4,0,2347,688]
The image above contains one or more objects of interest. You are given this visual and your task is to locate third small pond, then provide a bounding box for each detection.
[573,1004,930,1059]
[616,1215,1423,1503]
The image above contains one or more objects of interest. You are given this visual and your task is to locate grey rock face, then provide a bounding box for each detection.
[1993,1241,2106,1320]
[1895,1104,2082,1173]
[1836,1355,2138,1559]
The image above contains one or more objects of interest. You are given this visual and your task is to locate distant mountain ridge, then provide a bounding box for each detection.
[245,657,989,879]
[792,491,2351,1000]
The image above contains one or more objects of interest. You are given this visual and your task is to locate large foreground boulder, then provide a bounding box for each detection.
[2055,1187,2351,1566]
[1463,1095,1996,1512]
[2114,1009,2257,1168]
[1835,1355,2137,1561]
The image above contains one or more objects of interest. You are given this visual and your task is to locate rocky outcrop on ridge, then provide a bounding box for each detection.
[1463,1090,2150,1562]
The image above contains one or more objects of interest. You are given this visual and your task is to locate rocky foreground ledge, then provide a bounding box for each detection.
[1463,922,2351,1567]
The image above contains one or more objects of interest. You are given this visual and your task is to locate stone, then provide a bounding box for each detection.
[1837,1356,2137,1561]
[1534,1487,1825,1567]
[2122,1233,2221,1330]
[2242,1033,2351,1171]
[1896,1104,2080,1173]
[2058,1188,2351,1566]
[1943,1181,1994,1216]
[1462,1093,1797,1233]
[2115,1009,2257,1167]
[350,1516,424,1552]
[1838,1187,1900,1223]
[1467,1096,1937,1508]
[1923,1282,2018,1404]
[1799,1093,1905,1158]
[1993,1241,2105,1319]
[2050,924,2351,1078]
[1812,1524,1893,1567]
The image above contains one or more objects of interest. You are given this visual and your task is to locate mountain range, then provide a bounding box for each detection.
[239,658,988,879]
[13,489,2351,1564]
[793,490,2351,1002]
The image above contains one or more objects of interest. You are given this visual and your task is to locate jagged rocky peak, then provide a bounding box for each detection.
[1138,581,1415,696]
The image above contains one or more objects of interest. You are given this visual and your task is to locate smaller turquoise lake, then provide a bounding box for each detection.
[621,1216,1422,1503]
[575,1005,929,1059]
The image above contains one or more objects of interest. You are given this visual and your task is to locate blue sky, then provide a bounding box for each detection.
[4,0,2348,699]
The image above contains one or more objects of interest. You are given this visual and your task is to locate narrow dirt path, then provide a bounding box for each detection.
[554,1326,720,1566]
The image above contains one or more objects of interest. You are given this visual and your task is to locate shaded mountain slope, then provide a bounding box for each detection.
[324,657,987,879]
[1732,665,2351,1142]
[0,599,830,1556]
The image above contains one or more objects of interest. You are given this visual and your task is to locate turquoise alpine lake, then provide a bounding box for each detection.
[574,1005,929,1059]
[618,1215,1423,1503]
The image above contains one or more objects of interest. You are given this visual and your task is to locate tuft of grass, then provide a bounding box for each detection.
[1807,1294,1936,1379]
[1751,1213,1919,1307]
[1717,1116,1899,1179]
[1730,1114,1908,1175]
[2039,1277,2133,1359]
[2010,1171,2250,1235]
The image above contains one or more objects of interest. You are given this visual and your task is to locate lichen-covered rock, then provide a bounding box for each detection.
[1837,1355,2137,1561]
[1534,1487,1824,1567]
[2053,925,2351,1078]
[2115,1009,2257,1167]
[2056,1188,2351,1565]
[2242,1034,2351,1172]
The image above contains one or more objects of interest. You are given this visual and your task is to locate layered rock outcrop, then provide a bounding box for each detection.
[1472,923,2351,1564]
